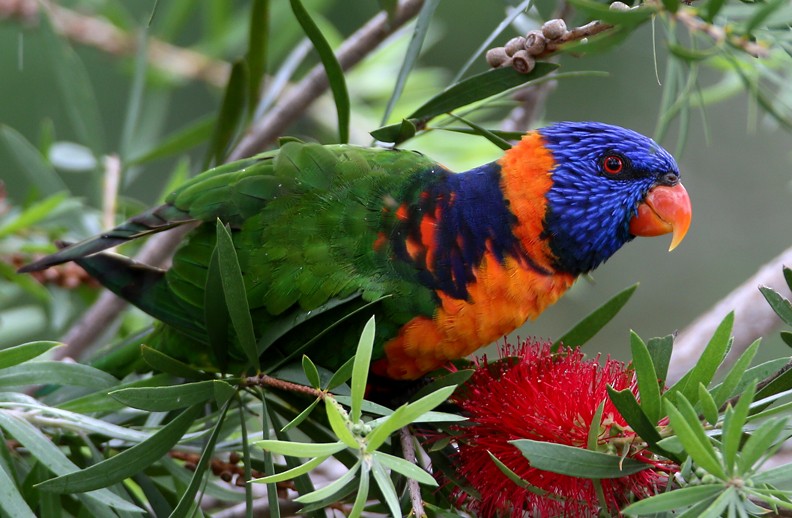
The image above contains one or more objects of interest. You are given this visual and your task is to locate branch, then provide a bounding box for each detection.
[0,0,230,87]
[400,426,428,518]
[229,0,426,159]
[667,245,792,383]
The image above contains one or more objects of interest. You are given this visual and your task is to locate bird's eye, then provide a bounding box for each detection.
[603,155,624,175]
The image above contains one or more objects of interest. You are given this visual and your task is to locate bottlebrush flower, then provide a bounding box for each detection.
[449,339,673,517]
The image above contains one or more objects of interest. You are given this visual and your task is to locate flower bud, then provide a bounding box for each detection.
[541,19,567,40]
[486,47,510,68]
[505,36,526,56]
[511,50,535,74]
[524,30,547,55]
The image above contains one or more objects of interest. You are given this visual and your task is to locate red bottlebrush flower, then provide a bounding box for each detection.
[450,339,673,517]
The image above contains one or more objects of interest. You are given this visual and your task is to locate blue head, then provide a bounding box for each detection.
[539,121,684,275]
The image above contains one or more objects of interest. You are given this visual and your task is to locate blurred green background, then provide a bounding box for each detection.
[0,0,790,363]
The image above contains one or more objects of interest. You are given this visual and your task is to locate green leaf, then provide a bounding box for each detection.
[665,398,725,479]
[744,0,787,33]
[252,455,328,484]
[140,345,210,380]
[324,398,359,449]
[325,355,355,390]
[40,17,105,155]
[246,0,269,117]
[0,341,61,370]
[668,44,719,62]
[350,316,375,423]
[0,412,141,512]
[302,355,321,389]
[371,459,401,517]
[510,439,649,478]
[0,125,68,197]
[607,387,669,457]
[781,331,792,348]
[587,400,606,451]
[739,417,787,473]
[622,484,723,514]
[290,0,349,143]
[445,113,511,150]
[380,0,440,125]
[553,284,638,350]
[370,118,418,144]
[255,440,346,458]
[710,339,760,407]
[410,369,471,401]
[215,220,260,371]
[0,193,69,238]
[36,405,201,493]
[661,0,680,13]
[647,334,674,385]
[372,451,437,486]
[0,362,117,390]
[630,331,662,424]
[722,382,756,473]
[170,401,232,518]
[365,385,455,450]
[753,363,792,412]
[109,380,224,411]
[348,462,370,518]
[753,460,792,485]
[0,460,35,518]
[703,0,727,22]
[204,246,230,370]
[127,116,214,165]
[408,64,558,122]
[697,383,720,426]
[280,397,321,432]
[205,60,248,166]
[667,312,734,406]
[294,460,360,504]
[759,286,792,326]
[784,266,792,292]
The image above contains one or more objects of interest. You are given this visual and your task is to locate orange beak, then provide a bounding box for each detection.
[629,183,692,251]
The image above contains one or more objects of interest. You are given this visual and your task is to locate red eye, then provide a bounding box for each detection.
[603,155,623,175]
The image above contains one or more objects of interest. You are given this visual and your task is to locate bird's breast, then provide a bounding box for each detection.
[373,251,575,379]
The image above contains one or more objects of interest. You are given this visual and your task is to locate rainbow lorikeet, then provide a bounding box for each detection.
[20,122,691,380]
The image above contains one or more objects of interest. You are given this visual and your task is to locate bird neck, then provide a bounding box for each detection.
[497,132,559,273]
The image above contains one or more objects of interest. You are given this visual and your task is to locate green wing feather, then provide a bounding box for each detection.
[22,142,444,372]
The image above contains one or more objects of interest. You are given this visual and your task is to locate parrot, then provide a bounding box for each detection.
[19,122,691,381]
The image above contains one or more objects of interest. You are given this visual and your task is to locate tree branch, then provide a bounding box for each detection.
[667,245,792,383]
[229,0,426,159]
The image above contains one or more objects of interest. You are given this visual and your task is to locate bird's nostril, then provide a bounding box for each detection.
[662,172,679,186]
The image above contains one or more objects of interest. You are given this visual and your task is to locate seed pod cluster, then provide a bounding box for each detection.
[485,18,570,74]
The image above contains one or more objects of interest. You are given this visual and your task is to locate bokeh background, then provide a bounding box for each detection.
[1,0,790,365]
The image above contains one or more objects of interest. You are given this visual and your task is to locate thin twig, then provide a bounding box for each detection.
[243,374,325,399]
[668,245,792,383]
[1,0,230,86]
[400,426,427,518]
[229,0,426,159]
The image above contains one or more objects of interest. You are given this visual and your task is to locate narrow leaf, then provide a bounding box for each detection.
[409,64,559,122]
[204,246,230,370]
[0,362,117,390]
[665,398,725,479]
[553,284,638,350]
[324,398,359,449]
[128,116,214,165]
[36,405,201,493]
[348,462,370,518]
[255,440,346,458]
[647,334,674,385]
[325,355,355,390]
[711,339,760,407]
[738,417,787,473]
[141,345,210,380]
[372,451,437,486]
[251,455,328,484]
[205,60,248,166]
[630,331,662,424]
[622,485,723,514]
[0,341,61,370]
[215,220,260,370]
[290,0,349,143]
[511,439,649,478]
[0,461,35,518]
[109,381,219,411]
[246,0,269,117]
[294,461,360,504]
[697,383,720,426]
[0,125,68,197]
[722,382,756,473]
[371,459,401,517]
[759,286,792,326]
[667,312,734,406]
[351,316,375,423]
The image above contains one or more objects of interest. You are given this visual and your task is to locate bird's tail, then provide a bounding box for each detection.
[17,203,195,273]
